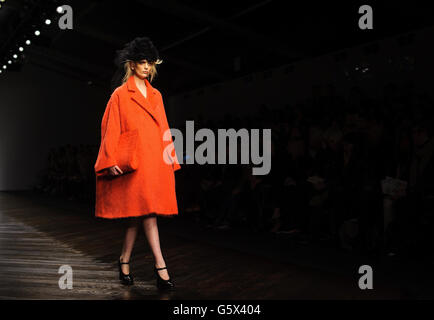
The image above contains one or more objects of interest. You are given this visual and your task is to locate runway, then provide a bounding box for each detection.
[0,191,407,299]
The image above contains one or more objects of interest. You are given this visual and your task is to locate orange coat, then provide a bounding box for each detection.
[94,75,181,219]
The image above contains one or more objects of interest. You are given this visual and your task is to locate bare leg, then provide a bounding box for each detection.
[142,215,170,280]
[120,217,140,275]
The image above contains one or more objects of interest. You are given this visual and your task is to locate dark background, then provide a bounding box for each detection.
[0,0,432,190]
[1,0,434,284]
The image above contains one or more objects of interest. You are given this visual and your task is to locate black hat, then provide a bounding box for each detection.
[114,36,160,66]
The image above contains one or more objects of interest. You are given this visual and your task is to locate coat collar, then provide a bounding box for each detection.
[126,75,159,125]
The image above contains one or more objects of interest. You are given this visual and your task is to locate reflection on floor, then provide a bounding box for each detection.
[0,191,408,299]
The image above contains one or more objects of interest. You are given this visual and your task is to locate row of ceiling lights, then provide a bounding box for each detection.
[0,4,64,75]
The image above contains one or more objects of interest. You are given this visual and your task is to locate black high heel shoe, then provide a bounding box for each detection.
[154,265,175,290]
[118,258,134,285]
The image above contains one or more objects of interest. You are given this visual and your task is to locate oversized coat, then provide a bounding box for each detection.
[94,75,181,219]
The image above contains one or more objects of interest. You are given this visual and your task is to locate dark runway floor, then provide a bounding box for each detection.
[0,191,432,299]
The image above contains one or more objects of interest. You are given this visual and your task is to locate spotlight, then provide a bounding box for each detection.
[19,47,24,52]
[34,30,41,36]
[45,19,51,25]
[7,60,12,64]
[56,6,63,13]
[26,40,31,45]
[13,54,17,59]
[0,70,2,74]
[3,65,6,70]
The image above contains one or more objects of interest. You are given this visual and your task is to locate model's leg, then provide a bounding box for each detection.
[120,217,141,274]
[142,215,170,280]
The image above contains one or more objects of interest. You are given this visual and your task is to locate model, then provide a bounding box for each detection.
[94,37,181,290]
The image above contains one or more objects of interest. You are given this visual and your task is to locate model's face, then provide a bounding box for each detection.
[131,60,154,79]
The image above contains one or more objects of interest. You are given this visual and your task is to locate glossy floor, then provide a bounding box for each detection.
[0,191,407,299]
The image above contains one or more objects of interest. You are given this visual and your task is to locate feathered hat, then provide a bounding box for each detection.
[111,37,161,91]
[114,36,160,66]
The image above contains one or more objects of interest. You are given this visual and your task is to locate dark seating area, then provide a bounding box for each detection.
[33,82,434,266]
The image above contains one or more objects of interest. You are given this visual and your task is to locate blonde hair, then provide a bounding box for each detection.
[122,59,163,84]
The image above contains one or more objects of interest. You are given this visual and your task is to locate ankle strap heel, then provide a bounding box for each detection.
[155,266,167,271]
[118,258,134,286]
[154,265,175,290]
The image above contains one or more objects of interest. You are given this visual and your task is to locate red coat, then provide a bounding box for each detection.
[94,75,181,219]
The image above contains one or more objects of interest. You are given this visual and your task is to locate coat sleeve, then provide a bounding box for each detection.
[94,92,121,176]
[158,91,181,172]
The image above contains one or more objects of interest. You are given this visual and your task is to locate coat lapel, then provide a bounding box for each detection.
[127,75,159,126]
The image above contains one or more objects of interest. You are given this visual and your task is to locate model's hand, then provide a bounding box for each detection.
[108,165,123,176]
